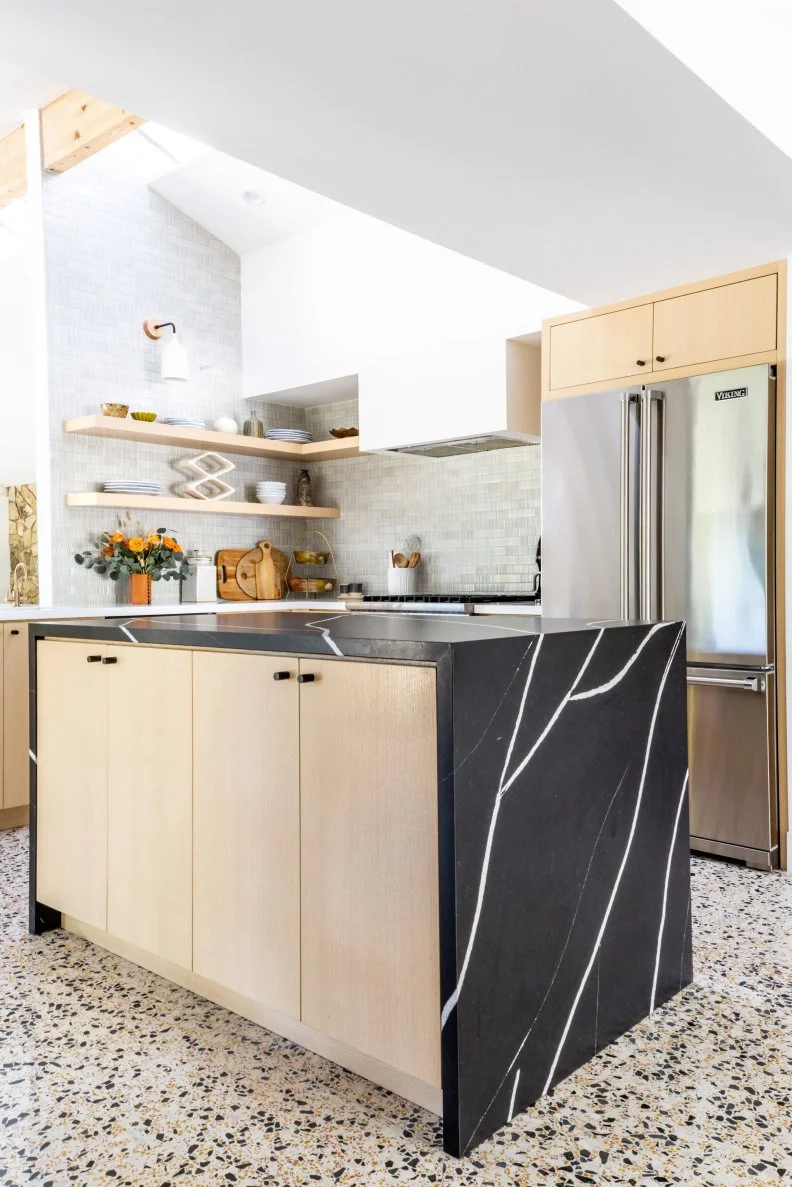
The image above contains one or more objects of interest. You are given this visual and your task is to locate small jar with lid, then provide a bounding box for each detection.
[181,549,216,603]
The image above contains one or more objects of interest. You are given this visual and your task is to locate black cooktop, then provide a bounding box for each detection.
[361,592,541,604]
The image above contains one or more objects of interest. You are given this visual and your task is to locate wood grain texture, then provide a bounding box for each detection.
[0,124,26,208]
[63,415,361,461]
[193,651,300,1014]
[36,640,108,927]
[3,624,30,808]
[549,303,654,391]
[0,805,28,831]
[543,260,783,400]
[506,339,541,436]
[65,492,340,520]
[106,645,193,968]
[63,914,442,1115]
[653,274,777,372]
[41,89,143,174]
[300,658,441,1087]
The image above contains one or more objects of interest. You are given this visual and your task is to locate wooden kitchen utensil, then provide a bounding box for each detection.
[216,549,253,600]
[237,540,289,600]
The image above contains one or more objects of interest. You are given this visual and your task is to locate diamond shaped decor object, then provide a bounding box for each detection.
[180,452,236,501]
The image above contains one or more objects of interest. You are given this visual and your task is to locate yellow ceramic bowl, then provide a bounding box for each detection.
[101,403,129,418]
[131,411,157,422]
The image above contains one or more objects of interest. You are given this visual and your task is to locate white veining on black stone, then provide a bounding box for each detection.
[569,621,670,701]
[651,769,690,1014]
[441,634,546,1029]
[540,624,684,1097]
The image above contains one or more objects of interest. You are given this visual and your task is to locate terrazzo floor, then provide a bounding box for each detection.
[0,828,790,1186]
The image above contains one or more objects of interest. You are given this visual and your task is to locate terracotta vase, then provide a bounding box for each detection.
[129,573,152,606]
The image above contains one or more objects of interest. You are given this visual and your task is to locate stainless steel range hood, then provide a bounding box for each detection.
[384,432,537,459]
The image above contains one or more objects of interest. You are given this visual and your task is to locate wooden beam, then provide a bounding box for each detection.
[0,124,26,208]
[41,90,144,174]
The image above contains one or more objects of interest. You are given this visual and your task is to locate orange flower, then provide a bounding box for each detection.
[147,533,161,545]
[127,537,145,553]
[162,536,181,552]
[109,532,125,544]
[101,546,113,557]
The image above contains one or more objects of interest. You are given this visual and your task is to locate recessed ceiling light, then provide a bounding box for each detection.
[243,190,266,206]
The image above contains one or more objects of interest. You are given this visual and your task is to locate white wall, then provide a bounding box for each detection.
[241,208,582,402]
[0,238,36,485]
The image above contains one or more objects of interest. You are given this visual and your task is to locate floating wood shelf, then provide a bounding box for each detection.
[63,415,361,461]
[66,493,341,519]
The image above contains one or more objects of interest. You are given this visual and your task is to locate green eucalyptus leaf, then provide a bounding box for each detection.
[74,554,85,565]
[94,564,107,575]
[109,570,120,580]
[151,570,162,581]
[156,527,167,536]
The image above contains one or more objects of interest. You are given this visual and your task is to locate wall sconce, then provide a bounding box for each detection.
[143,317,189,381]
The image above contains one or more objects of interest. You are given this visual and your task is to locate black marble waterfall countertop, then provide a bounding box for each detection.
[29,609,639,661]
[29,609,692,1157]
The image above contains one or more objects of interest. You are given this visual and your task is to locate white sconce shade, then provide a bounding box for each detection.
[143,317,189,381]
[160,333,189,381]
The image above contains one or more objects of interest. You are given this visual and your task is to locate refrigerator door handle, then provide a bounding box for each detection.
[640,389,665,620]
[620,393,639,619]
[687,673,765,693]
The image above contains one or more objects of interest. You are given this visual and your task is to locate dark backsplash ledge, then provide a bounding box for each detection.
[254,398,541,595]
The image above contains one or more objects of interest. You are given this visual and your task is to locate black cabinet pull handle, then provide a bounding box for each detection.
[273,671,292,681]
[102,656,118,665]
[86,655,102,663]
[10,629,19,636]
[297,673,316,683]
[655,355,666,363]
[636,359,646,367]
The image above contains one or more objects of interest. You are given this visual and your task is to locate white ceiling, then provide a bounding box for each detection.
[615,2,792,159]
[2,1,792,303]
[150,150,342,255]
[0,58,62,138]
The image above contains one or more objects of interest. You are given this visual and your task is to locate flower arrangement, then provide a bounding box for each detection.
[74,519,189,584]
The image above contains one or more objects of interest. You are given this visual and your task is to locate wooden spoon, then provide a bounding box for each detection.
[407,551,421,568]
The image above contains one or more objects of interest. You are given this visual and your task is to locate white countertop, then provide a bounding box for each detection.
[0,599,349,623]
[0,599,542,623]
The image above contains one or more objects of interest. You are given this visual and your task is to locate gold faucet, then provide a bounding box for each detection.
[10,562,27,608]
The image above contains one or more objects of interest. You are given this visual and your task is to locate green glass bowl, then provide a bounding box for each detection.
[131,411,158,422]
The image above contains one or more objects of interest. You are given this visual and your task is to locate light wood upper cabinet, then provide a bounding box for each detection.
[652,274,777,372]
[300,657,441,1088]
[3,624,30,809]
[106,645,193,969]
[193,651,300,1015]
[36,640,109,928]
[543,262,781,399]
[548,304,653,392]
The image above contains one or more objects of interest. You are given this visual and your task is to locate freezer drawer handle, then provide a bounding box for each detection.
[687,674,765,693]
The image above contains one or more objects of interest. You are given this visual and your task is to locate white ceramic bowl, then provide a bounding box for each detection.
[256,492,287,504]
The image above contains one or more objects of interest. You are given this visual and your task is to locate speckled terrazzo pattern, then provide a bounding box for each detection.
[1,829,791,1185]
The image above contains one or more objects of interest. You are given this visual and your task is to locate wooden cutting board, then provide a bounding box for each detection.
[236,540,289,600]
[216,549,253,600]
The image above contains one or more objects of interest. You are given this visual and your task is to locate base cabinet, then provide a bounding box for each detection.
[36,640,109,928]
[36,640,441,1103]
[2,623,31,812]
[299,658,441,1087]
[106,646,193,969]
[193,651,300,1015]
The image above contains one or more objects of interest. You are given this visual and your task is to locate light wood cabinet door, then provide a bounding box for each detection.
[36,640,108,927]
[4,624,30,808]
[300,658,441,1088]
[548,303,653,392]
[106,645,193,968]
[652,274,777,371]
[193,651,300,1014]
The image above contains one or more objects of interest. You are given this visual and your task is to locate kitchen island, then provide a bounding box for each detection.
[28,610,691,1157]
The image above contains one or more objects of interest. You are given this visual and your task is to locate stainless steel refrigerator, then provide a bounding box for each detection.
[542,364,778,870]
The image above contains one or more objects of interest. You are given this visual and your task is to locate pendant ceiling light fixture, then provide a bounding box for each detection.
[143,317,189,381]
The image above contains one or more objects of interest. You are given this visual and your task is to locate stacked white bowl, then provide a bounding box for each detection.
[256,480,287,505]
